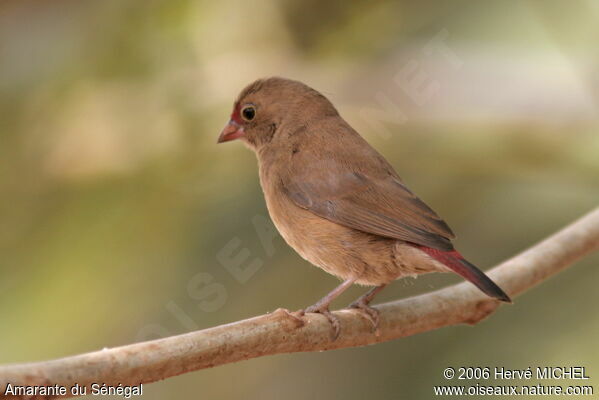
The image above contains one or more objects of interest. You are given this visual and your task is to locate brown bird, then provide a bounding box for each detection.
[218,77,510,336]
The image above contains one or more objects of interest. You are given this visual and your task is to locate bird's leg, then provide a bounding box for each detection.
[300,278,356,339]
[348,284,387,331]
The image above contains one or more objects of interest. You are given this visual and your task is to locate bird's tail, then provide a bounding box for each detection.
[414,245,511,303]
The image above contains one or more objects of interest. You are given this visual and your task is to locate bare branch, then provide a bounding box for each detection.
[1,207,599,399]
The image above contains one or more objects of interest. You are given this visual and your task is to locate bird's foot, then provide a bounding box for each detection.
[273,308,306,328]
[348,299,380,334]
[303,304,341,340]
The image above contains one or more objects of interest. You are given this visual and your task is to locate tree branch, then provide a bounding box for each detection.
[2,207,599,398]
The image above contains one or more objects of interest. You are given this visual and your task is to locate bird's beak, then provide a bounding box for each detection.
[217,120,245,143]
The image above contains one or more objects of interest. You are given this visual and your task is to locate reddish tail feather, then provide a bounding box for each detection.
[412,244,511,302]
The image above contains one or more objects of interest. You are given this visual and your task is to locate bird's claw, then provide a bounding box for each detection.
[348,300,380,334]
[273,308,306,327]
[303,305,341,340]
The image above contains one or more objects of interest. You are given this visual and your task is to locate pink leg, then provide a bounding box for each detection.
[301,278,356,339]
[348,284,387,330]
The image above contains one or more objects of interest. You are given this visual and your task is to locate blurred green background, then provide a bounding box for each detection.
[1,0,598,398]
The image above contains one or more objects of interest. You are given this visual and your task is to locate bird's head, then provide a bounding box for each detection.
[217,77,338,152]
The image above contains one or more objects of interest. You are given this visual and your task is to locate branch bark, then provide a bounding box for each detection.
[2,207,599,399]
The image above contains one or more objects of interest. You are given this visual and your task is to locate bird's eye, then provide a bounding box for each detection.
[241,105,256,121]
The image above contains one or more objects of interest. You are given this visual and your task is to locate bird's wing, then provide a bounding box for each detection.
[283,156,456,251]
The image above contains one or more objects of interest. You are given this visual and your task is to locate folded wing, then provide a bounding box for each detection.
[283,157,456,251]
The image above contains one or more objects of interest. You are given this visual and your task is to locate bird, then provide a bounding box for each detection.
[217,77,511,337]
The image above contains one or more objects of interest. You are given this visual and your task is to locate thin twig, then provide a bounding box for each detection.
[1,207,599,399]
